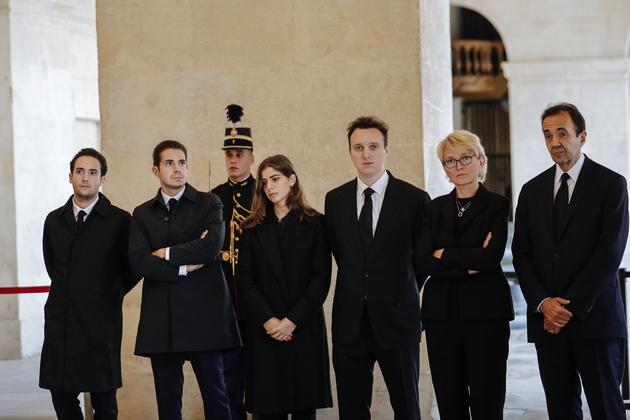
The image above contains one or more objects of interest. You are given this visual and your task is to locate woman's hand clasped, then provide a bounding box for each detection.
[264,317,296,342]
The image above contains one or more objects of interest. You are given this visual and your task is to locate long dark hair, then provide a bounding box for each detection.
[242,155,320,228]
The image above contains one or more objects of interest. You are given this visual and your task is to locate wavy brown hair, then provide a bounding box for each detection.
[241,155,320,228]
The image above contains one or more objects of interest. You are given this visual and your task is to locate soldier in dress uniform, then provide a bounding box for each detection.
[211,104,256,420]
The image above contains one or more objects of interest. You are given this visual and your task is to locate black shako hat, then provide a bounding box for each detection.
[223,104,253,150]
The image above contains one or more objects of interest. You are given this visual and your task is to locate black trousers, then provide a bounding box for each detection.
[535,334,626,420]
[223,346,246,420]
[51,389,117,420]
[150,350,230,420]
[333,311,421,420]
[424,318,510,420]
[258,410,316,420]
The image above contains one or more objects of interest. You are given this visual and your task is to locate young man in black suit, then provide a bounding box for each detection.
[41,148,139,420]
[325,116,430,420]
[513,102,629,419]
[129,140,241,420]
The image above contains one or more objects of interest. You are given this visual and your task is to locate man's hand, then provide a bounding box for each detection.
[267,317,296,342]
[543,317,561,334]
[152,248,166,258]
[186,264,204,273]
[152,230,207,260]
[540,297,572,329]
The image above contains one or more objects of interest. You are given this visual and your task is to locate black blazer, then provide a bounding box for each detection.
[237,213,332,413]
[325,172,430,349]
[512,156,629,342]
[40,193,139,392]
[416,184,514,321]
[129,183,241,355]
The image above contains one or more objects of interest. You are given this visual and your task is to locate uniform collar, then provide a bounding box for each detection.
[228,174,254,188]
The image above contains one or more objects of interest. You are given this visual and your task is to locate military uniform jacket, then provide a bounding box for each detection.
[40,193,138,392]
[129,183,241,355]
[211,174,255,307]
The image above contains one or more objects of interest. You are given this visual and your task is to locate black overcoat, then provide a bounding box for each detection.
[237,213,333,414]
[416,184,514,321]
[129,184,241,355]
[40,193,138,392]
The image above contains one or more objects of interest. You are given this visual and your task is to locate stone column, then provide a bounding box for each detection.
[0,0,99,360]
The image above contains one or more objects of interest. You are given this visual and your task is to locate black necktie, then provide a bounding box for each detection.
[553,173,570,239]
[359,188,374,257]
[167,198,177,213]
[76,210,86,230]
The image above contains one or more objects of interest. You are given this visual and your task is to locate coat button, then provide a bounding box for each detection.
[165,216,170,221]
[554,253,559,258]
[364,272,368,277]
[236,193,241,198]
[360,296,367,302]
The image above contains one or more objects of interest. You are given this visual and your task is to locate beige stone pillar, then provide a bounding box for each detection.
[0,0,99,360]
[97,1,451,418]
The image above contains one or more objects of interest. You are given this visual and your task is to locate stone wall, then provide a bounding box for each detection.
[97,0,451,418]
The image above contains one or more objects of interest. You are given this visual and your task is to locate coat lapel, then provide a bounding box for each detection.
[368,173,403,263]
[62,200,78,234]
[556,156,596,240]
[338,180,364,263]
[457,184,488,232]
[257,217,291,305]
[280,215,308,258]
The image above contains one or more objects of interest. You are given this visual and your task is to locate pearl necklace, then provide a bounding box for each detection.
[456,197,472,217]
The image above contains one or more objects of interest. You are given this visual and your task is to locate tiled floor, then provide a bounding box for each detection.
[1,317,628,419]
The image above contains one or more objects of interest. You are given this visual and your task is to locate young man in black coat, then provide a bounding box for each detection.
[41,148,139,420]
[129,140,241,420]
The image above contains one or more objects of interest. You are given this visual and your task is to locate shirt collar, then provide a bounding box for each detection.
[161,186,186,205]
[357,171,389,196]
[73,195,99,218]
[555,152,585,184]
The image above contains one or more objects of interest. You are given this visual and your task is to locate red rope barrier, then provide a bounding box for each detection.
[0,286,50,294]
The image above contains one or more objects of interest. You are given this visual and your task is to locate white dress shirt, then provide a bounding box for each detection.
[356,171,389,235]
[161,188,187,276]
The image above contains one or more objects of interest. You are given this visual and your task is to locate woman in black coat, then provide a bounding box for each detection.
[237,155,333,420]
[416,131,514,419]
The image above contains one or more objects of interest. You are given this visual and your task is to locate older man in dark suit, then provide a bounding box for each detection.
[325,116,430,420]
[513,102,629,419]
[41,148,139,420]
[129,140,241,420]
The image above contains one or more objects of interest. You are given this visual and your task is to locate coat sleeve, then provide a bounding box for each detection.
[512,185,551,308]
[564,175,629,319]
[440,196,510,272]
[414,199,468,282]
[129,209,180,282]
[286,217,332,328]
[118,211,141,294]
[168,194,225,266]
[324,192,339,263]
[42,212,55,280]
[237,227,277,327]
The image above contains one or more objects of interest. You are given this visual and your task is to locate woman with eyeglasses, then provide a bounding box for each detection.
[416,130,514,419]
[237,155,333,420]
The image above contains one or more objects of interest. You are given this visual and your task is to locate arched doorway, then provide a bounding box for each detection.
[450,6,511,213]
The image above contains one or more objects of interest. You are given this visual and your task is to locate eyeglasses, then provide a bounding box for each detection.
[442,155,476,169]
